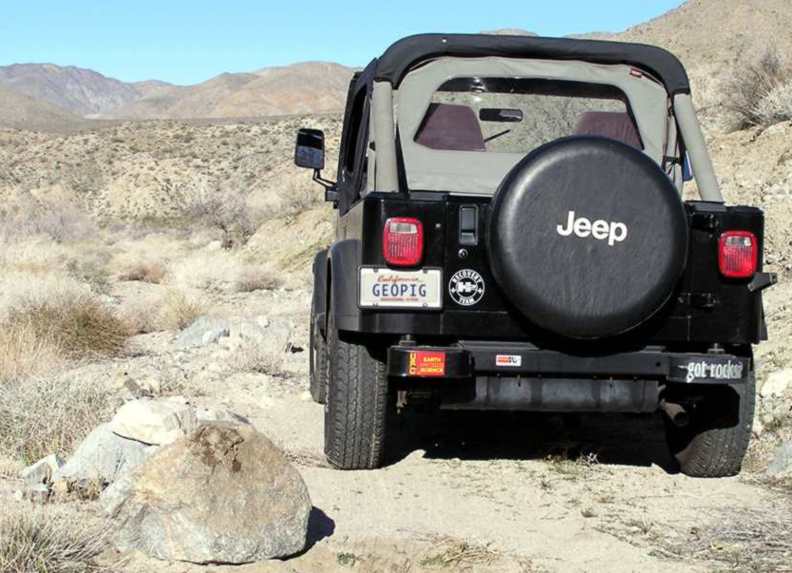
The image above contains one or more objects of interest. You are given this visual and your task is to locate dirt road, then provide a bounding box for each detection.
[173,291,790,573]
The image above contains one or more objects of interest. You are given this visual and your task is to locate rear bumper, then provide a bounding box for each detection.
[387,341,750,385]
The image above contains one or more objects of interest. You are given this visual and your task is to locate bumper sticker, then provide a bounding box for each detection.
[676,359,745,383]
[495,354,522,367]
[408,351,446,377]
[449,269,485,306]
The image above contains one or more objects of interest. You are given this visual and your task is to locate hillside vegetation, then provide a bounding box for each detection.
[0,2,790,571]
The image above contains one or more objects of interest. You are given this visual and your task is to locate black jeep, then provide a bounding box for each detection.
[295,34,775,477]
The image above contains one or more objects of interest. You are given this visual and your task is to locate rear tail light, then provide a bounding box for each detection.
[383,217,423,266]
[718,231,758,278]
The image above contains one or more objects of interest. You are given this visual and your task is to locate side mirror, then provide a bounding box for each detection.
[294,128,325,170]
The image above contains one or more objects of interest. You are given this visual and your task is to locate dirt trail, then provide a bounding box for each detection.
[178,289,789,573]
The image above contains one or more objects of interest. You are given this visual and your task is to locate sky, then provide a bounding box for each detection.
[0,1,683,85]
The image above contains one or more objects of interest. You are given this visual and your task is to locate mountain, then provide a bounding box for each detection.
[0,84,84,131]
[0,61,353,122]
[0,63,143,116]
[4,0,791,127]
[103,62,354,119]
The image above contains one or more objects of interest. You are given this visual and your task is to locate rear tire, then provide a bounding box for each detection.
[309,313,328,404]
[324,300,390,470]
[665,371,755,478]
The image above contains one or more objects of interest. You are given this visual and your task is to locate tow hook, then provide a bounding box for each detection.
[660,399,690,427]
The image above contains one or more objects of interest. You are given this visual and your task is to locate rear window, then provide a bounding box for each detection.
[414,78,642,154]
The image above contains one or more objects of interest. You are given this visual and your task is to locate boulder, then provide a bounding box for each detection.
[195,406,250,426]
[20,454,64,486]
[102,424,311,564]
[761,369,792,398]
[110,397,197,446]
[174,316,230,349]
[54,423,156,484]
[768,441,792,476]
[225,317,292,352]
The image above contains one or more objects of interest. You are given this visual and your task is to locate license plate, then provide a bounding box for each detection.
[359,268,442,309]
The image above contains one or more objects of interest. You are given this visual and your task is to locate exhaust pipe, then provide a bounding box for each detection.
[661,400,690,427]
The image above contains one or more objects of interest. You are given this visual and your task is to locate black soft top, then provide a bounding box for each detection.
[374,33,690,95]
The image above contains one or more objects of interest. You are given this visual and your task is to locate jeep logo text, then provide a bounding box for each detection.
[556,211,628,246]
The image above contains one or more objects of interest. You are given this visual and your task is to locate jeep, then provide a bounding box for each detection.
[294,34,776,476]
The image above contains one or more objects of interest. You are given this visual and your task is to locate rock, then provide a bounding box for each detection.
[195,406,250,426]
[103,424,311,564]
[110,397,197,446]
[175,316,230,348]
[225,318,292,353]
[761,369,792,398]
[20,454,64,486]
[24,483,51,504]
[752,416,765,438]
[264,320,293,353]
[768,441,792,476]
[138,377,162,395]
[54,423,156,484]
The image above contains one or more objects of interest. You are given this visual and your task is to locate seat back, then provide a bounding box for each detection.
[574,111,641,148]
[416,103,486,151]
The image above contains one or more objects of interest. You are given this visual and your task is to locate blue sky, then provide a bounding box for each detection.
[0,1,682,85]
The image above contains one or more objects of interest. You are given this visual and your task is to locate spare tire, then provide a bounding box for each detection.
[488,136,688,340]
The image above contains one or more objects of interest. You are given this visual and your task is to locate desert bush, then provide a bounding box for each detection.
[116,259,166,284]
[729,47,792,129]
[0,508,108,573]
[156,289,205,331]
[168,248,261,293]
[754,81,792,128]
[0,191,95,243]
[0,320,63,385]
[8,296,129,358]
[66,256,112,295]
[232,342,284,376]
[234,266,281,292]
[0,457,24,478]
[0,375,113,463]
[182,191,255,247]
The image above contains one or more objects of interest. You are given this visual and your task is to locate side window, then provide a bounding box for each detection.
[337,84,370,212]
[341,89,367,177]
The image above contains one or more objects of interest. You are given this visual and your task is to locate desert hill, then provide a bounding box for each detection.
[0,61,353,125]
[0,63,142,116]
[610,0,792,123]
[0,83,85,131]
[104,62,354,119]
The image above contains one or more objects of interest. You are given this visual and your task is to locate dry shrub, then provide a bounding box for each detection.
[0,191,96,243]
[0,457,24,478]
[117,259,166,284]
[0,320,63,385]
[234,266,281,292]
[8,296,129,358]
[66,256,112,296]
[168,249,260,293]
[0,375,113,463]
[156,289,204,331]
[0,507,108,573]
[729,47,792,129]
[232,342,284,376]
[657,508,792,573]
[754,81,792,128]
[182,191,255,247]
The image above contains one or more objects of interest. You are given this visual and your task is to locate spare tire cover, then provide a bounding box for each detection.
[488,136,688,339]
